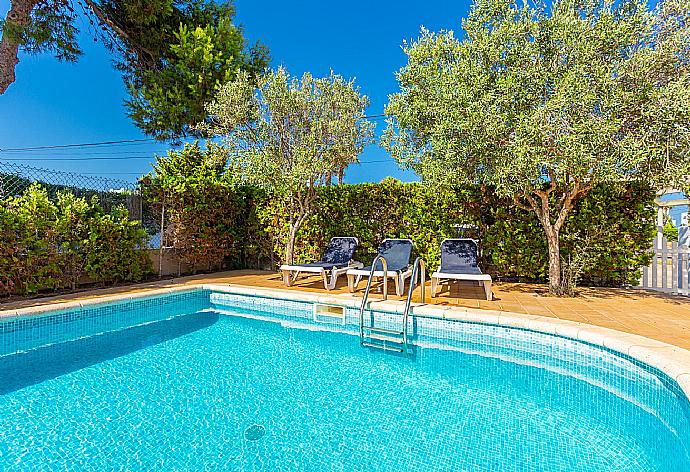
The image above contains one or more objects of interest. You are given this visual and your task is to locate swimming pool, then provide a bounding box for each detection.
[1,287,689,471]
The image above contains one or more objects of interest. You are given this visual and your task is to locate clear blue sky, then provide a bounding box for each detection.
[0,0,472,184]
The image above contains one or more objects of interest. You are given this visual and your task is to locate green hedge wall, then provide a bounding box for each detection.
[0,184,152,296]
[245,179,655,287]
[5,179,651,297]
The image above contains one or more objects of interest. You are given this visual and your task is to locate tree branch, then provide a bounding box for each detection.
[512,193,533,212]
[523,193,541,217]
[81,0,128,41]
[82,0,155,61]
[534,189,552,226]
[554,181,580,232]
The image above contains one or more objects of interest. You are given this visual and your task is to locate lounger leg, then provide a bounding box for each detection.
[328,271,337,291]
[395,275,402,297]
[282,270,293,287]
[431,277,438,298]
[348,273,356,293]
[321,269,329,290]
[483,280,493,301]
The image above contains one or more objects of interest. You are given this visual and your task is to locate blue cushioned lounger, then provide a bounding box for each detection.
[346,238,414,297]
[431,238,492,300]
[280,237,362,290]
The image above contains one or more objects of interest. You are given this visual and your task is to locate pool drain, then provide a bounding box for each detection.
[244,424,266,441]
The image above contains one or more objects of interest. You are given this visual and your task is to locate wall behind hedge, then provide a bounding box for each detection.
[242,179,655,287]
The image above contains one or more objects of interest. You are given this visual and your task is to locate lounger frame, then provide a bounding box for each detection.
[279,236,362,290]
[281,260,364,290]
[430,238,493,301]
[346,238,414,297]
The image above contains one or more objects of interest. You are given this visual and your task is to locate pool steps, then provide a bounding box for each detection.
[360,256,426,353]
[361,326,406,352]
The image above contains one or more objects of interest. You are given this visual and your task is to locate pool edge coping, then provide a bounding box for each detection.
[3,282,690,399]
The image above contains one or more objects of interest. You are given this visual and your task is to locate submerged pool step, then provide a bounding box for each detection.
[362,326,406,352]
[366,332,404,344]
[365,326,401,336]
[361,340,405,353]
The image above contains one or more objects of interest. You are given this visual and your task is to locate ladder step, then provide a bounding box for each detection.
[361,341,404,352]
[366,332,404,344]
[364,326,401,335]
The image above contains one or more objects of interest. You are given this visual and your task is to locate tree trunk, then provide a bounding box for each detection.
[0,0,39,94]
[285,210,309,265]
[543,224,562,294]
[285,223,298,266]
[522,186,581,296]
[337,167,344,185]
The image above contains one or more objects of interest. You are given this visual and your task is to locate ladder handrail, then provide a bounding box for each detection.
[402,257,425,345]
[359,255,388,341]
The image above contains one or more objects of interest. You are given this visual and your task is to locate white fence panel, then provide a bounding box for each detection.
[637,235,690,296]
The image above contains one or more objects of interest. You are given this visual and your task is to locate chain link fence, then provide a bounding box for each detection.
[0,160,144,226]
[0,161,181,278]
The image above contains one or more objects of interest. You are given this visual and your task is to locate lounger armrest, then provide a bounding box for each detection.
[346,268,400,277]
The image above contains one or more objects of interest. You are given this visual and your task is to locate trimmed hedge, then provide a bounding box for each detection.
[141,143,249,272]
[145,142,655,287]
[0,184,152,296]
[246,179,655,287]
[3,178,653,296]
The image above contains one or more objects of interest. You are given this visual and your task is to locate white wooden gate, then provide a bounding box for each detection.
[638,235,690,295]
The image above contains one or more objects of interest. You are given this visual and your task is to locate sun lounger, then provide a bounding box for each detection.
[346,238,414,297]
[280,237,362,290]
[431,238,492,300]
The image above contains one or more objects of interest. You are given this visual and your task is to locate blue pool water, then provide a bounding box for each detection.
[1,290,689,471]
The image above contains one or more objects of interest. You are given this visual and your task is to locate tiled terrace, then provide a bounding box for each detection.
[2,269,690,349]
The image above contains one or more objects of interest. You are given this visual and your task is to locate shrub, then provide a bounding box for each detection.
[0,184,152,296]
[663,222,679,242]
[142,142,249,272]
[486,182,656,286]
[0,185,59,294]
[142,173,655,288]
[84,205,151,285]
[251,180,655,287]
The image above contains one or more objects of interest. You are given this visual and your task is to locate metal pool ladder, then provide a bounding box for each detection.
[360,257,425,353]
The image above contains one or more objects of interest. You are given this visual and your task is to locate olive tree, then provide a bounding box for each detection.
[202,68,375,264]
[384,0,690,294]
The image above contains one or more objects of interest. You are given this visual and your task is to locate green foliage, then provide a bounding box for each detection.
[384,0,690,293]
[1,1,268,138]
[116,1,269,139]
[84,205,152,284]
[663,222,679,242]
[54,191,95,289]
[202,67,375,264]
[385,0,690,193]
[249,180,654,287]
[142,142,250,271]
[486,183,656,286]
[0,184,151,296]
[1,1,81,62]
[0,184,59,294]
